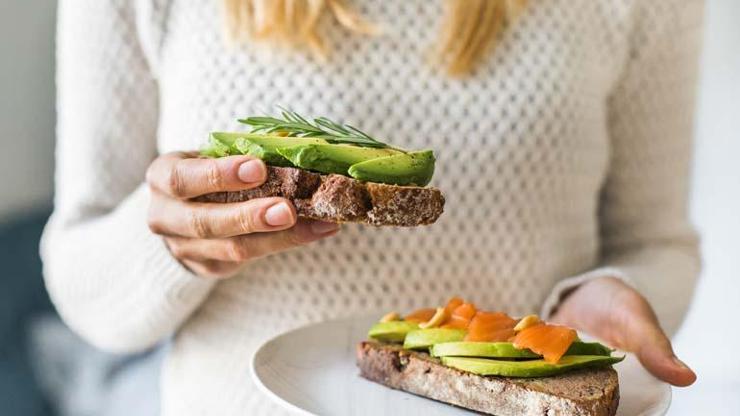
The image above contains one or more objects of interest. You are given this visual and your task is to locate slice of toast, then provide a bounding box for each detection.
[196,166,444,226]
[356,341,619,416]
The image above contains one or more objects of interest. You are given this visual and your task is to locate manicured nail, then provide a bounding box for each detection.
[672,356,690,370]
[238,159,266,183]
[310,221,340,235]
[264,202,293,226]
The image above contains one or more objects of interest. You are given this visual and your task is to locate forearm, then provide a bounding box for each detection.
[44,1,216,352]
[42,185,214,352]
[601,239,700,335]
[542,0,705,334]
[542,238,700,336]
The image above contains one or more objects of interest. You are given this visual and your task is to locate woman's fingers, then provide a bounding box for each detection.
[146,152,267,199]
[622,311,697,387]
[552,277,697,387]
[608,288,696,386]
[180,258,244,279]
[635,328,696,387]
[143,151,336,280]
[166,219,340,279]
[165,219,340,262]
[148,194,297,238]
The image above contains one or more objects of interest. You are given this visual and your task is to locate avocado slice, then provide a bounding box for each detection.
[232,138,291,166]
[564,341,613,356]
[211,132,328,150]
[403,328,467,350]
[348,150,435,186]
[206,132,329,164]
[204,132,326,161]
[367,321,420,343]
[276,144,400,176]
[441,355,625,378]
[430,341,612,359]
[201,134,232,158]
[431,342,539,359]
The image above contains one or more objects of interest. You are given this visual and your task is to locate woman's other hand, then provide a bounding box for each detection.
[551,277,697,387]
[145,152,340,278]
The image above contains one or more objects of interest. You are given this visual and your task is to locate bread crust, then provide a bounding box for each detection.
[197,166,445,226]
[356,342,619,416]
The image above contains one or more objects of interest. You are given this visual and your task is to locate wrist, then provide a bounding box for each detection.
[552,276,626,330]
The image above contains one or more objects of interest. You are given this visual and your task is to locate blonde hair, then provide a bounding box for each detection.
[222,0,526,76]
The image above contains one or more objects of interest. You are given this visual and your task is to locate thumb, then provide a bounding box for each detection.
[635,325,696,387]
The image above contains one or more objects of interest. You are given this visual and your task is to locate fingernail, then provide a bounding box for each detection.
[672,356,690,370]
[264,202,293,226]
[310,221,340,235]
[238,160,266,183]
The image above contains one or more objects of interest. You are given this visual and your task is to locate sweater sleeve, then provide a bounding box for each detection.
[41,0,214,353]
[541,0,704,335]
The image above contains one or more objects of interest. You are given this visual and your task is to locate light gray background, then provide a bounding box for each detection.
[0,0,55,219]
[0,1,737,414]
[670,0,740,412]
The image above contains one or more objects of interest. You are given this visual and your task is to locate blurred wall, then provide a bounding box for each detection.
[0,1,56,222]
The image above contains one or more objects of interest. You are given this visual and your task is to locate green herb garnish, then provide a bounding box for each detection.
[239,107,404,152]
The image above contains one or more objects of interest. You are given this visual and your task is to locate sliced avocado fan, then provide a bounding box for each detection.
[202,133,436,186]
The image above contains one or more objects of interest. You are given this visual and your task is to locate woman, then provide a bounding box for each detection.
[43,0,702,414]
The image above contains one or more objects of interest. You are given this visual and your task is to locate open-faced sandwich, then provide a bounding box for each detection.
[199,109,444,226]
[357,297,624,416]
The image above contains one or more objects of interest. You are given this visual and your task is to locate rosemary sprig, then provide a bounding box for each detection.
[239,108,402,151]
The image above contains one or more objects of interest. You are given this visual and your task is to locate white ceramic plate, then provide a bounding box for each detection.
[252,315,671,416]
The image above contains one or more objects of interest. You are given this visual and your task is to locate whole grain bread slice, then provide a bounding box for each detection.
[356,341,619,416]
[196,166,445,226]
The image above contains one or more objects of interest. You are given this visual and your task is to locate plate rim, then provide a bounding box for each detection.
[640,386,672,416]
[251,335,316,416]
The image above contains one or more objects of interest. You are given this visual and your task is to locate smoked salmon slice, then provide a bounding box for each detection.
[444,296,464,316]
[404,308,436,323]
[463,311,518,342]
[513,323,577,364]
[442,303,477,329]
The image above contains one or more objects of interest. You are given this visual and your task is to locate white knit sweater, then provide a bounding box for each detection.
[43,0,703,414]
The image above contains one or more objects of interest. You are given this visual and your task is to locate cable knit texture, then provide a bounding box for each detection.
[44,0,703,414]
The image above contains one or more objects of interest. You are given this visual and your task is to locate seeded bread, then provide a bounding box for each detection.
[356,341,619,416]
[196,166,445,226]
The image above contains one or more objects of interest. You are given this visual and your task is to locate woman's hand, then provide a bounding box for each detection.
[145,152,340,278]
[551,277,696,387]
